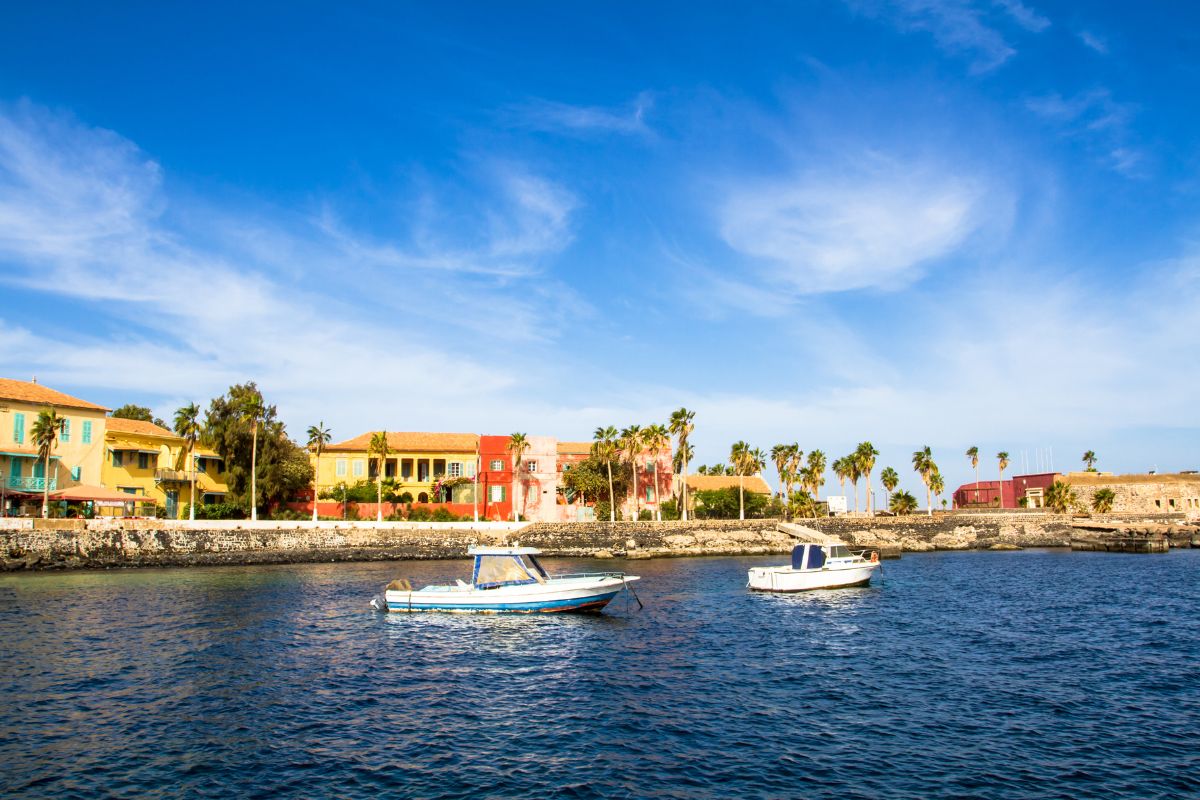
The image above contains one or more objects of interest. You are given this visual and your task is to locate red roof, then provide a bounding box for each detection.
[0,378,108,411]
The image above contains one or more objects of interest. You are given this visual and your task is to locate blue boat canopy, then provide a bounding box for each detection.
[791,544,826,570]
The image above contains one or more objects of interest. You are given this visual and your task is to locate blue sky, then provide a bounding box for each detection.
[1,1,1198,502]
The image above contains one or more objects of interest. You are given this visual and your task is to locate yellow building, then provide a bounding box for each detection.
[102,417,231,518]
[0,377,109,515]
[315,431,479,503]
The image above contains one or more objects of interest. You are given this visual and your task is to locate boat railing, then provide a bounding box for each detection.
[548,571,629,581]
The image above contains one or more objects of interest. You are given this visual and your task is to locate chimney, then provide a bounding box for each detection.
[31,375,37,384]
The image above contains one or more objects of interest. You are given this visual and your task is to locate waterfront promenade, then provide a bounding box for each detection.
[3,511,1195,571]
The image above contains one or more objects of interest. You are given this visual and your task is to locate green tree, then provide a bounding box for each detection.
[912,446,937,517]
[1082,450,1098,472]
[306,422,332,522]
[693,487,773,519]
[996,451,1010,509]
[771,444,791,502]
[966,446,980,502]
[880,466,899,507]
[111,403,167,428]
[621,425,645,521]
[174,403,202,521]
[31,408,65,518]
[806,449,826,499]
[592,427,620,522]
[369,431,389,521]
[668,408,695,521]
[507,433,530,521]
[930,470,945,510]
[644,423,670,520]
[889,490,918,515]
[1045,480,1078,514]
[832,457,850,505]
[240,391,266,521]
[856,441,880,515]
[1092,487,1116,513]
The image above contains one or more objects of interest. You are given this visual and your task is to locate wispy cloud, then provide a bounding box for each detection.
[717,158,996,294]
[992,0,1050,33]
[1026,88,1143,176]
[0,100,586,436]
[509,92,654,137]
[1077,30,1108,54]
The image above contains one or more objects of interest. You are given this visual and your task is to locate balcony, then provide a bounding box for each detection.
[155,468,190,483]
[7,476,57,492]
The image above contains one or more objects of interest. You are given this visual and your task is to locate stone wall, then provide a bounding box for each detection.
[0,511,1190,571]
[1062,475,1200,517]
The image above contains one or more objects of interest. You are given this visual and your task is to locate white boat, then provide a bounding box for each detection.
[747,543,880,593]
[374,546,641,614]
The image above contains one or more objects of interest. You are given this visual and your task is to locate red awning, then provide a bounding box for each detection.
[49,485,158,504]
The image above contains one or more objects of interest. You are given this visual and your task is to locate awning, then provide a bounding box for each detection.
[110,446,160,455]
[49,485,158,504]
[0,451,60,460]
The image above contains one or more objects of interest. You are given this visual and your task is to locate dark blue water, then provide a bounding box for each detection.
[2,550,1199,799]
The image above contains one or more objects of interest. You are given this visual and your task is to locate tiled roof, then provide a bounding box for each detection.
[327,431,480,453]
[0,378,108,411]
[105,417,177,438]
[556,441,594,454]
[685,474,773,494]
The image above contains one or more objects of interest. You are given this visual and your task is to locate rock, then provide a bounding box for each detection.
[593,549,614,558]
[989,543,1023,551]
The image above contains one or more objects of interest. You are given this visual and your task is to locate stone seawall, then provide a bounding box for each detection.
[0,512,1188,571]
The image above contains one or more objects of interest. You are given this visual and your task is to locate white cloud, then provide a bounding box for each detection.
[718,161,993,293]
[992,0,1049,33]
[1026,89,1143,177]
[511,92,654,137]
[846,0,1015,72]
[1078,30,1108,54]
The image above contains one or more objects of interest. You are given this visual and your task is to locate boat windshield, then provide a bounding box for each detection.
[525,555,550,580]
[826,545,852,558]
[473,554,546,588]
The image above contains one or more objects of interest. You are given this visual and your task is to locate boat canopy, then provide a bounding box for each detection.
[472,552,549,589]
[791,544,826,570]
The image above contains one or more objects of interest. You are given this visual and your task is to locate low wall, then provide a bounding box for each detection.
[1,512,1190,571]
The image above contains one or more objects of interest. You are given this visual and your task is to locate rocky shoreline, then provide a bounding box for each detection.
[1,512,1193,571]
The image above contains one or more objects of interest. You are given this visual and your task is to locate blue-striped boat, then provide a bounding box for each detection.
[373,546,640,614]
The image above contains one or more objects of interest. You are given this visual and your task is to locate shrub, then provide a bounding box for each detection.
[407,506,433,522]
[594,501,621,522]
[431,507,460,522]
[659,496,680,520]
[1092,488,1116,513]
[188,502,246,520]
[399,492,414,503]
[638,509,653,521]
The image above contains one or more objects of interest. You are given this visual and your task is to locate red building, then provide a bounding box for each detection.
[477,435,514,521]
[953,472,1058,509]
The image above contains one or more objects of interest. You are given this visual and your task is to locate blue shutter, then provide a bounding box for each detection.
[13,412,24,444]
[61,418,71,443]
[11,460,21,478]
[82,420,92,444]
[71,466,81,481]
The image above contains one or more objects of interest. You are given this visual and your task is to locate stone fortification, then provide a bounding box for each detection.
[0,512,1191,571]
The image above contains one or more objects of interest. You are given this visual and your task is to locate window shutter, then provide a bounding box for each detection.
[13,412,24,444]
[82,420,93,444]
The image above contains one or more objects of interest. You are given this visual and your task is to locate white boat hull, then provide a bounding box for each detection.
[385,574,637,613]
[748,562,879,592]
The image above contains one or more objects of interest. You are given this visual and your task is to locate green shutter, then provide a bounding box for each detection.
[82,420,92,444]
[71,466,81,481]
[61,418,71,443]
[13,412,24,444]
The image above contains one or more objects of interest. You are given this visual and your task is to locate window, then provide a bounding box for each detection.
[646,486,655,501]
[353,459,364,477]
[490,459,504,471]
[10,460,21,478]
[562,464,571,472]
[61,419,71,443]
[489,485,506,502]
[196,457,207,473]
[448,462,462,478]
[1169,498,1176,508]
[13,412,24,444]
[82,420,92,444]
[465,461,476,478]
[112,451,123,467]
[1155,499,1162,508]
[138,453,150,470]
[336,458,347,477]
[33,461,44,479]
[526,460,537,473]
[70,466,81,481]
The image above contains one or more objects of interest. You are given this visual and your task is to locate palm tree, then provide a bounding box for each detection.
[31,408,65,518]
[771,444,790,502]
[832,457,850,505]
[880,467,899,507]
[1092,487,1116,513]
[621,425,645,521]
[306,421,332,522]
[644,424,670,520]
[174,403,202,521]
[856,441,880,515]
[730,441,751,520]
[507,433,530,521]
[911,446,936,517]
[786,444,803,495]
[369,431,389,521]
[668,408,695,521]
[996,451,1010,509]
[592,426,619,522]
[1082,450,1098,472]
[890,490,918,515]
[930,471,945,510]
[241,393,265,521]
[966,446,980,505]
[1045,480,1077,514]
[806,449,826,499]
[847,454,862,514]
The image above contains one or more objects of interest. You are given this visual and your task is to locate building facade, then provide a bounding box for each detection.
[952,470,1200,515]
[102,417,231,517]
[314,431,480,505]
